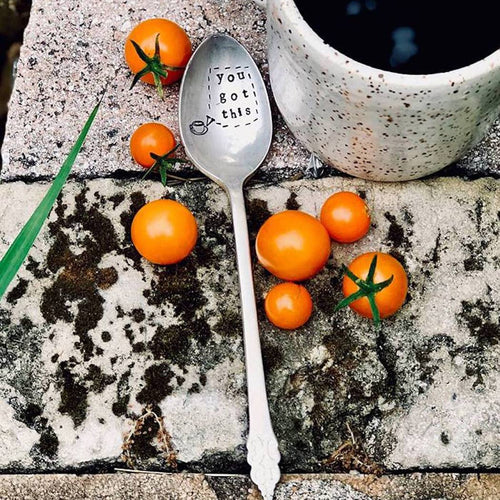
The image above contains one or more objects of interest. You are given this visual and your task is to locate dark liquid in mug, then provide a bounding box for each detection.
[295,0,499,74]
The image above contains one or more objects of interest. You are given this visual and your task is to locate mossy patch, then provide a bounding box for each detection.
[56,360,88,427]
[264,316,391,471]
[384,211,413,251]
[455,296,499,387]
[285,192,300,210]
[459,297,498,347]
[6,278,29,304]
[203,210,232,247]
[37,426,59,458]
[119,191,146,271]
[112,369,132,417]
[146,256,208,322]
[246,198,272,239]
[85,364,116,393]
[41,190,119,361]
[19,403,42,427]
[136,363,175,406]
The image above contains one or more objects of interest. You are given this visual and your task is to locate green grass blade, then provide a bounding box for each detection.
[0,100,101,300]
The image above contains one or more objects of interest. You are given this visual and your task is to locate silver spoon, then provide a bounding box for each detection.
[179,34,280,500]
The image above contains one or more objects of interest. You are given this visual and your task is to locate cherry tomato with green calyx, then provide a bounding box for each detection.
[336,252,408,326]
[130,123,176,168]
[125,18,192,97]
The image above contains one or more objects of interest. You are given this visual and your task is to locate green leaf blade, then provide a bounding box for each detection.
[366,254,378,283]
[129,65,151,90]
[130,39,152,64]
[367,294,381,327]
[0,100,101,300]
[334,288,366,311]
[159,164,167,186]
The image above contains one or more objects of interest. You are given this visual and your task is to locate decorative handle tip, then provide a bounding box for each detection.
[247,432,281,500]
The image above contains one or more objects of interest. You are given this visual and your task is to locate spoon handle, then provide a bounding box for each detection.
[228,185,281,500]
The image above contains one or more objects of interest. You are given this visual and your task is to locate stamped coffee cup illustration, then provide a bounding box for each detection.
[190,120,208,135]
[189,115,216,135]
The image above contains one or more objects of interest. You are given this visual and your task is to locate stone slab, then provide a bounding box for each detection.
[0,0,498,182]
[0,473,500,500]
[0,0,309,182]
[0,175,498,473]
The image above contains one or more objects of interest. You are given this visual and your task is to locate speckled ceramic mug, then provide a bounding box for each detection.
[255,0,500,181]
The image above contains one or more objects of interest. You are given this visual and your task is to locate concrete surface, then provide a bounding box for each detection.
[1,0,499,182]
[0,175,498,473]
[1,472,500,500]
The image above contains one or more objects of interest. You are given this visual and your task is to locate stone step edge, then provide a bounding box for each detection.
[0,171,497,188]
[0,471,499,500]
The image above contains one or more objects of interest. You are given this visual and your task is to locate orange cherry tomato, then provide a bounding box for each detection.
[265,282,313,330]
[320,191,370,243]
[124,18,192,87]
[256,210,331,281]
[131,199,197,265]
[342,252,408,320]
[130,123,176,168]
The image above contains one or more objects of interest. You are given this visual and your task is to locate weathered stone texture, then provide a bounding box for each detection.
[1,0,498,182]
[0,175,498,472]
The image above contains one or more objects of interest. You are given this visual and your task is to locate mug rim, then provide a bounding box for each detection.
[282,0,500,86]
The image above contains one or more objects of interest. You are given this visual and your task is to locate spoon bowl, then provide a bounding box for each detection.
[180,34,272,188]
